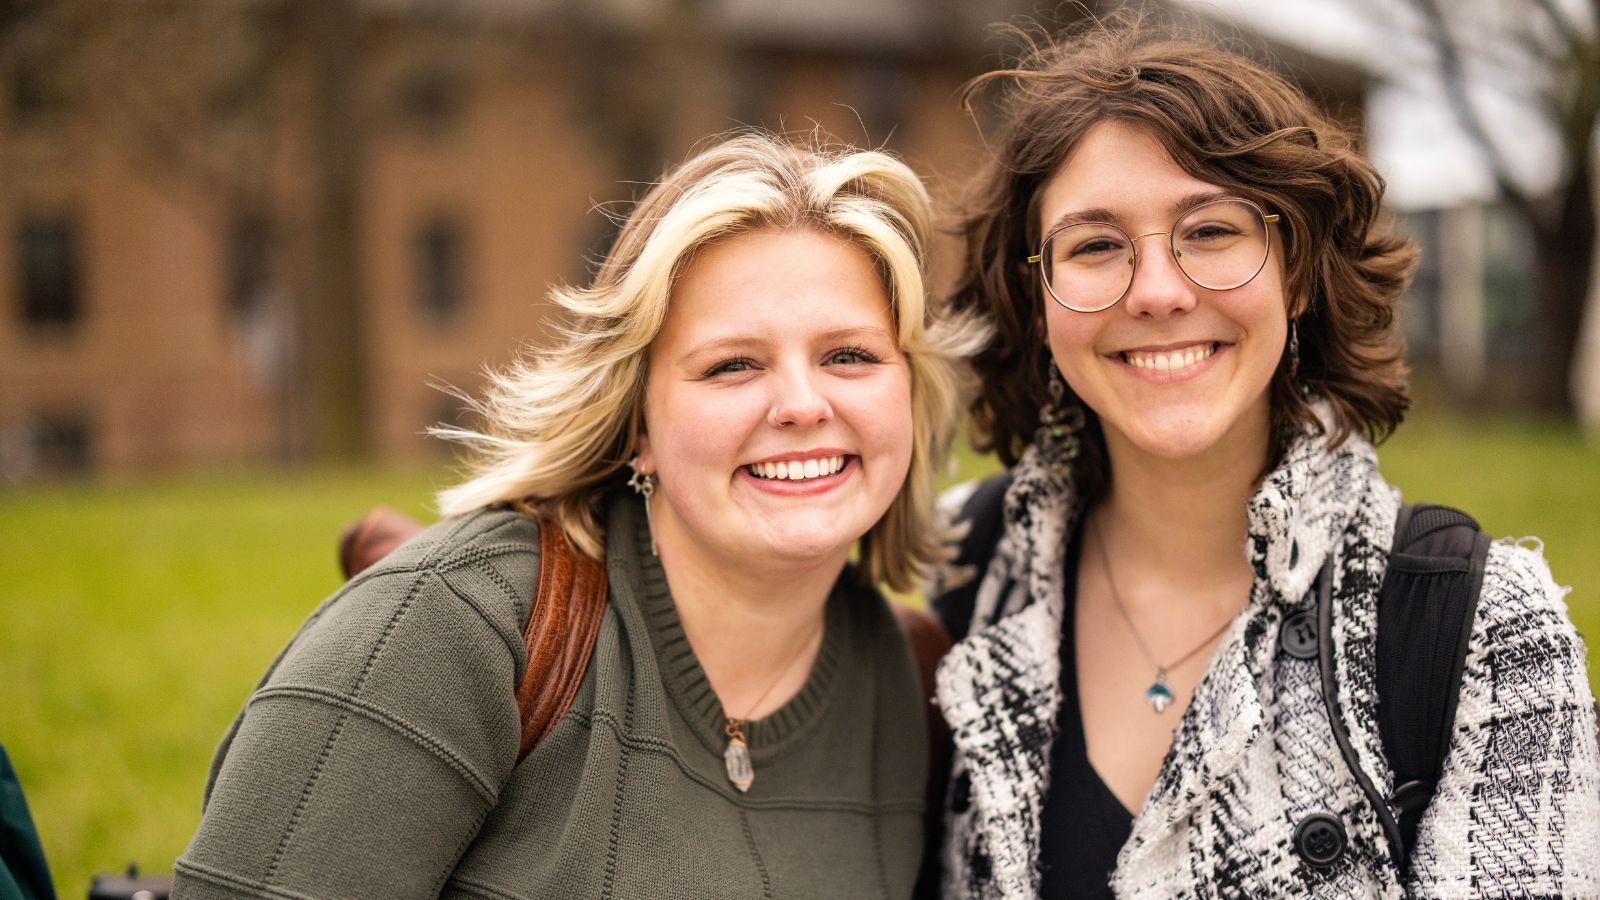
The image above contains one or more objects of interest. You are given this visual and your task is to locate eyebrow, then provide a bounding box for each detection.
[679,325,896,361]
[1042,190,1237,235]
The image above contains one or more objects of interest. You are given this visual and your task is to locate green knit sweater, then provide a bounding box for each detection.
[173,495,928,899]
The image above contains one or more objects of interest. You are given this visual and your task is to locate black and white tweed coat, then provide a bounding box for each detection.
[931,423,1600,898]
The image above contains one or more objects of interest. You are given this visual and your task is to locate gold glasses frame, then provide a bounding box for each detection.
[1027,197,1282,313]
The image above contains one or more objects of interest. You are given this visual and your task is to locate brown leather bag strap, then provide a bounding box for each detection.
[889,603,953,822]
[336,507,606,763]
[516,524,607,761]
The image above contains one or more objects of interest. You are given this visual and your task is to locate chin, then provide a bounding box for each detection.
[746,520,863,568]
[1123,402,1272,465]
[1115,411,1239,462]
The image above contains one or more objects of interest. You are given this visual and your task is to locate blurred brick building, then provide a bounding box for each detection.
[0,0,1366,478]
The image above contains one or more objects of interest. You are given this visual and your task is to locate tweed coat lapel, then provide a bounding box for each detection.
[938,412,1395,898]
[1115,427,1393,884]
[935,441,1080,898]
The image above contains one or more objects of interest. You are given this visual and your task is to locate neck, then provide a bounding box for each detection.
[1092,423,1268,615]
[654,529,840,722]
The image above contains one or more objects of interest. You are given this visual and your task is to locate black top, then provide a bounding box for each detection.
[1039,529,1135,899]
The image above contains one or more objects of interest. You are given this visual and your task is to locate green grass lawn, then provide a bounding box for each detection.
[0,466,453,895]
[2,408,1597,895]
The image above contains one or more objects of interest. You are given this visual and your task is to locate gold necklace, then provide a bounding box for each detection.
[721,621,823,792]
[1090,517,1238,714]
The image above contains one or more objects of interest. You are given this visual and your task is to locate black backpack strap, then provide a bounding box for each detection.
[1375,502,1491,869]
[932,472,1012,643]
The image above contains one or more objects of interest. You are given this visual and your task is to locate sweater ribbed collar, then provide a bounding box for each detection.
[606,492,849,763]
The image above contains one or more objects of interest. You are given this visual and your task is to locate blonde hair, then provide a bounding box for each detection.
[437,132,985,592]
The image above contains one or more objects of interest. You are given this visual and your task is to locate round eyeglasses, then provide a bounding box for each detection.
[1028,197,1281,313]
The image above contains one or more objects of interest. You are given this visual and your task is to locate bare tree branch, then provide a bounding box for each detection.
[1527,0,1584,53]
[1409,0,1545,228]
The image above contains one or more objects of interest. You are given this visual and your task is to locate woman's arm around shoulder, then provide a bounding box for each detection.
[1406,537,1600,898]
[173,509,541,900]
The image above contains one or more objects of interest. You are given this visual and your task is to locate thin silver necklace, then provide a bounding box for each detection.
[721,621,822,792]
[1090,517,1237,714]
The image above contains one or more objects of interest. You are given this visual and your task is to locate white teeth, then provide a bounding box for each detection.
[1126,344,1215,373]
[749,455,845,481]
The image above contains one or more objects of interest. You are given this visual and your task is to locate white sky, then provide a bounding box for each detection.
[1173,0,1570,209]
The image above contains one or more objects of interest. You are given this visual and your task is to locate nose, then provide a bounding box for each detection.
[1121,231,1199,320]
[768,365,833,429]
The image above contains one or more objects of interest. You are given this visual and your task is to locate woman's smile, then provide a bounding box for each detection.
[1112,341,1228,382]
[1038,119,1287,466]
[743,451,854,483]
[638,227,913,570]
[740,451,859,498]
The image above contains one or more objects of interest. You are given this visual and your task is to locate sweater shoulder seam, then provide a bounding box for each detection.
[173,858,319,900]
[251,683,500,803]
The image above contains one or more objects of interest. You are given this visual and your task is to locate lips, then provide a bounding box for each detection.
[745,455,848,482]
[1120,342,1219,374]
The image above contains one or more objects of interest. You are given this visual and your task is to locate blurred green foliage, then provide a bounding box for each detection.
[1,409,1596,895]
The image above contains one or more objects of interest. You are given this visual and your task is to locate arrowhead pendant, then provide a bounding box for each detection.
[1144,672,1174,713]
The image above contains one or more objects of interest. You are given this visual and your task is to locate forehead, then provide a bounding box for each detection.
[655,227,894,348]
[1037,119,1224,229]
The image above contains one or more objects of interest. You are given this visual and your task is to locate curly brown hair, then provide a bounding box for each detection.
[952,21,1417,492]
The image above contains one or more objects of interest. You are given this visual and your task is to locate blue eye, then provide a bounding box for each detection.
[702,357,756,378]
[827,346,882,366]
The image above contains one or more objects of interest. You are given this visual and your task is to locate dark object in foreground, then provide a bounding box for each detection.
[87,864,171,899]
[2,741,55,900]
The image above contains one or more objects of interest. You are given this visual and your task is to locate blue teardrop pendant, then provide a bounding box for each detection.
[1144,671,1174,713]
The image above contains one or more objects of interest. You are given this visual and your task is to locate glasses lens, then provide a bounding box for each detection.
[1042,223,1132,312]
[1172,199,1270,290]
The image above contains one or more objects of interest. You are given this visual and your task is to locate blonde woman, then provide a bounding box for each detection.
[174,133,981,899]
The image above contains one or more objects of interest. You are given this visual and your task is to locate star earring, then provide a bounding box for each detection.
[627,456,658,556]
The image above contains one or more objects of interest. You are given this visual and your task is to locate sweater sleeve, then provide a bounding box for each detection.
[1406,539,1600,898]
[173,512,538,900]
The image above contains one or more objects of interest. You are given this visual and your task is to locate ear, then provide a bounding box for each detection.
[632,427,655,475]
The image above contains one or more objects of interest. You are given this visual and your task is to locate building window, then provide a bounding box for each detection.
[5,0,68,124]
[229,215,273,318]
[731,53,777,129]
[415,217,464,323]
[398,66,462,137]
[17,218,80,327]
[33,413,93,475]
[852,60,908,146]
[11,57,66,121]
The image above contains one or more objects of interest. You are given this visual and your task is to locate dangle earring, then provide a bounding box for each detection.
[1278,320,1313,452]
[1036,365,1084,477]
[627,456,659,556]
[1287,319,1312,399]
[1287,320,1301,383]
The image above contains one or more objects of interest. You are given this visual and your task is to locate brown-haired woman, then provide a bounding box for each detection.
[927,22,1600,899]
